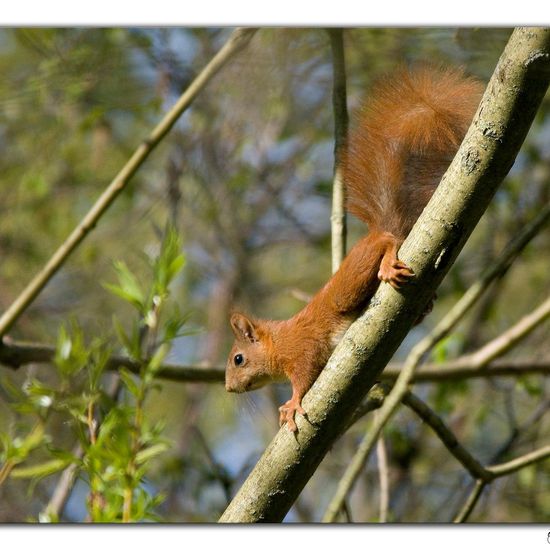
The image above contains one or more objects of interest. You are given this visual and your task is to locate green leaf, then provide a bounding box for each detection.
[0,432,13,460]
[112,316,141,360]
[162,305,193,343]
[103,283,144,312]
[54,322,89,379]
[10,423,46,462]
[88,340,111,391]
[10,458,72,479]
[103,261,145,312]
[135,442,170,465]
[1,374,30,403]
[152,227,185,292]
[119,367,141,399]
[146,343,169,378]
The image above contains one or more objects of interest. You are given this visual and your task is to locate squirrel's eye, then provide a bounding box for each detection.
[234,353,244,366]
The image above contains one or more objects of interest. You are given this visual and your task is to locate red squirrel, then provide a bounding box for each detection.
[225,66,483,432]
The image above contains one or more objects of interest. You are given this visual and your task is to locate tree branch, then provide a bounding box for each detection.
[0,27,258,338]
[453,479,486,523]
[3,337,550,385]
[383,358,550,382]
[0,338,226,383]
[402,392,490,481]
[464,295,550,368]
[219,27,550,523]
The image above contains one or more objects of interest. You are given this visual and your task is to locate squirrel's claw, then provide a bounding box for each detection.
[378,260,415,289]
[279,400,307,432]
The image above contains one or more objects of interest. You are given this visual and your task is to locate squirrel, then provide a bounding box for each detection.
[225,66,483,432]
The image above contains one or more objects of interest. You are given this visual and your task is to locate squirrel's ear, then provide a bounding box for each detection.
[230,313,259,343]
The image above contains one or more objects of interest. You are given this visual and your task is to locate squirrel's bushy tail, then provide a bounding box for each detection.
[344,65,484,239]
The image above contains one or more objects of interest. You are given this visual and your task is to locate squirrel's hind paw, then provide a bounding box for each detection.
[378,260,415,289]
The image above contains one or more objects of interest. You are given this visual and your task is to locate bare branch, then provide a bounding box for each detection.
[4,335,550,387]
[383,358,550,382]
[402,392,489,481]
[486,445,550,478]
[453,479,486,523]
[465,296,550,368]
[0,338,225,383]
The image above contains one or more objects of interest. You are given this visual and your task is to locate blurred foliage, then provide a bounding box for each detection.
[0,28,549,522]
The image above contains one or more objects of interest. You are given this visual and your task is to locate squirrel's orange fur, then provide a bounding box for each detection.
[225,66,483,432]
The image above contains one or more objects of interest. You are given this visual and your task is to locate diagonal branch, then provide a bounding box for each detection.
[402,392,490,481]
[219,27,550,523]
[454,479,486,523]
[0,27,257,338]
[463,296,550,368]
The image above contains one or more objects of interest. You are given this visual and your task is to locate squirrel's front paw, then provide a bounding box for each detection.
[378,260,414,289]
[278,400,307,432]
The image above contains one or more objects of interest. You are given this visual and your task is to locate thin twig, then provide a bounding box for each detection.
[453,479,486,523]
[0,27,257,338]
[486,445,550,477]
[383,358,550,382]
[341,500,353,523]
[452,446,550,523]
[490,397,550,464]
[465,296,550,368]
[322,404,389,522]
[402,392,489,481]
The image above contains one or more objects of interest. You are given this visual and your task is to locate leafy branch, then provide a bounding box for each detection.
[0,228,189,522]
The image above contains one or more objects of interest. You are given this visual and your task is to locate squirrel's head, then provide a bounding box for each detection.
[225,312,276,393]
